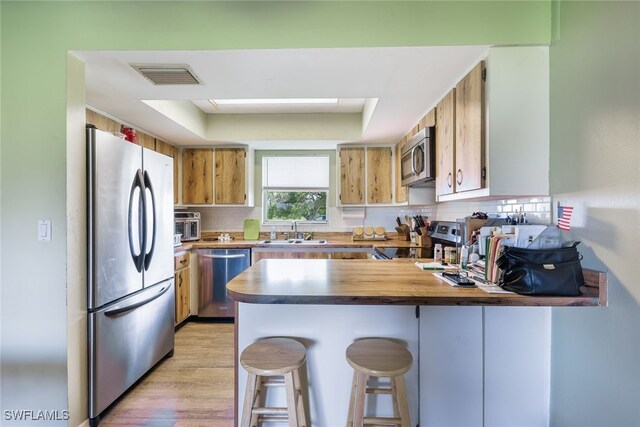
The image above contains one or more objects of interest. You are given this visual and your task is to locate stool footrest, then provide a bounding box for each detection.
[261,378,285,387]
[252,407,288,415]
[363,416,402,425]
[366,387,393,395]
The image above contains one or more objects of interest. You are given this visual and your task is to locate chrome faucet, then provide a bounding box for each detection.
[291,221,303,239]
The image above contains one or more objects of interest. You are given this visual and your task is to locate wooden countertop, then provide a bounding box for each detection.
[175,235,419,252]
[227,259,606,307]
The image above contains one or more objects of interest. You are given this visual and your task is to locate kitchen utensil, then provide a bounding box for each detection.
[243,219,261,241]
[396,217,403,227]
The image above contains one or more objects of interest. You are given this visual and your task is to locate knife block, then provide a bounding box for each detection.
[395,225,411,241]
[417,229,431,247]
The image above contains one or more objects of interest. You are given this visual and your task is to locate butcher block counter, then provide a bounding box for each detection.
[230,259,607,426]
[227,259,606,307]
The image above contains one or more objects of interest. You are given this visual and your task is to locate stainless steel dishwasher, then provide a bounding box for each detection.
[197,248,250,318]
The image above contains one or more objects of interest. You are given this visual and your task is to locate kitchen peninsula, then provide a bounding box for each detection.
[228,259,606,427]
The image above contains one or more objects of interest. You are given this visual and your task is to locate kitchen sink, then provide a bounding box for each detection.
[259,239,328,245]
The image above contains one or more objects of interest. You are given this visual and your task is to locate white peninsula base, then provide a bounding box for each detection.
[236,303,550,427]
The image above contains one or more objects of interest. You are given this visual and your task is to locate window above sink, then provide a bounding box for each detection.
[262,155,330,225]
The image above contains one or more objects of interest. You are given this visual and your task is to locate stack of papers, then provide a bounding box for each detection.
[431,272,514,294]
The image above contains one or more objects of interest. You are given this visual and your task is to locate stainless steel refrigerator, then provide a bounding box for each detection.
[87,126,175,426]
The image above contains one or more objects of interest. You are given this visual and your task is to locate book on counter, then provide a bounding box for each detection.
[485,233,515,284]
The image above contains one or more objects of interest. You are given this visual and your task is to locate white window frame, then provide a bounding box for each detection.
[262,155,330,225]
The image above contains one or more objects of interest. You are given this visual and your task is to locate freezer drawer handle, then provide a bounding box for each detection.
[199,253,247,259]
[104,285,170,317]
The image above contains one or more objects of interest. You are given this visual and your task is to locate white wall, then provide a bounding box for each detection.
[196,197,551,233]
[549,2,640,426]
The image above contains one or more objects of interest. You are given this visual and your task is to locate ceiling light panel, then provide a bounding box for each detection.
[212,98,338,106]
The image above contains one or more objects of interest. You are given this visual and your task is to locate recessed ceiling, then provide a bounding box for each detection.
[191,98,367,114]
[75,46,489,149]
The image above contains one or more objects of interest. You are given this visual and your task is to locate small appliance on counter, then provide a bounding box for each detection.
[174,211,201,241]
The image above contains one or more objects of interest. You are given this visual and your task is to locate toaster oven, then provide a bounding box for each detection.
[174,211,201,242]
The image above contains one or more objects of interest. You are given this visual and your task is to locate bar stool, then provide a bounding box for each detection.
[346,338,413,427]
[240,337,307,427]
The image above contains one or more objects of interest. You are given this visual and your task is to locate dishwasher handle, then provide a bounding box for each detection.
[199,253,247,259]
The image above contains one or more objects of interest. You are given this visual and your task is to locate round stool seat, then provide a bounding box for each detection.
[346,338,413,377]
[241,337,306,376]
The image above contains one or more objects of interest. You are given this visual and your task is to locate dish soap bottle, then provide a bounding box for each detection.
[270,226,277,240]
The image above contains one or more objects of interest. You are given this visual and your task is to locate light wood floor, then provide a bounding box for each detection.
[100,322,235,427]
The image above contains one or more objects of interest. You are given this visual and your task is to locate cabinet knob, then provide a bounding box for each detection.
[456,169,463,185]
[447,172,453,188]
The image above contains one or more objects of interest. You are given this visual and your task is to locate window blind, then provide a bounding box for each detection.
[263,156,330,188]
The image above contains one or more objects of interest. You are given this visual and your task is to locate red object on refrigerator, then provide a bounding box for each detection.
[121,127,137,143]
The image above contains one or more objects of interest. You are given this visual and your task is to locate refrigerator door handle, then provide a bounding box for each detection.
[199,253,247,259]
[128,170,145,273]
[143,170,156,271]
[104,284,171,317]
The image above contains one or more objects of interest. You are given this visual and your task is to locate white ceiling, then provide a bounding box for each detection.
[76,46,489,149]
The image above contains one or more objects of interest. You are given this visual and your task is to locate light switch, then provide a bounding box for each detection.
[38,219,51,242]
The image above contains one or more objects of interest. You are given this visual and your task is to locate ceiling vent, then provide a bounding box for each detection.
[131,64,201,85]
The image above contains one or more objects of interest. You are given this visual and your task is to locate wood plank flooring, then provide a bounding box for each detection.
[100,322,235,427]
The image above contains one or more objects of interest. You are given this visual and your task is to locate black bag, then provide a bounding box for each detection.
[495,242,584,296]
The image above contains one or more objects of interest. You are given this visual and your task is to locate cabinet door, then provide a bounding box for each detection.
[436,89,456,197]
[455,61,485,193]
[366,147,392,204]
[215,148,246,205]
[419,108,436,129]
[137,132,155,150]
[339,147,365,204]
[394,138,408,203]
[182,148,213,204]
[86,109,121,134]
[155,139,179,204]
[330,252,370,259]
[175,267,190,325]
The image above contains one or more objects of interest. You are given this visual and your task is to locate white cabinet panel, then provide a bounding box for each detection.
[484,307,551,427]
[420,306,483,427]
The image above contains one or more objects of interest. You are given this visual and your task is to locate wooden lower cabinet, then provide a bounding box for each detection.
[175,252,191,325]
[252,249,370,263]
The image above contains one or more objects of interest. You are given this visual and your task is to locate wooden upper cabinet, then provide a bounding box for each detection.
[455,61,485,193]
[435,89,456,197]
[86,109,121,134]
[339,147,365,205]
[419,108,436,129]
[367,147,392,204]
[155,139,179,204]
[182,148,214,204]
[394,137,407,204]
[215,148,246,205]
[136,132,155,150]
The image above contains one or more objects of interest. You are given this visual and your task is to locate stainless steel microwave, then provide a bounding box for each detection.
[400,126,435,187]
[174,211,201,241]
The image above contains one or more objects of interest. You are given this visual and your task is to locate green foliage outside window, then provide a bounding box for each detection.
[265,191,327,222]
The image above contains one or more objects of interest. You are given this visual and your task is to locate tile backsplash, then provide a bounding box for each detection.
[191,197,551,233]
